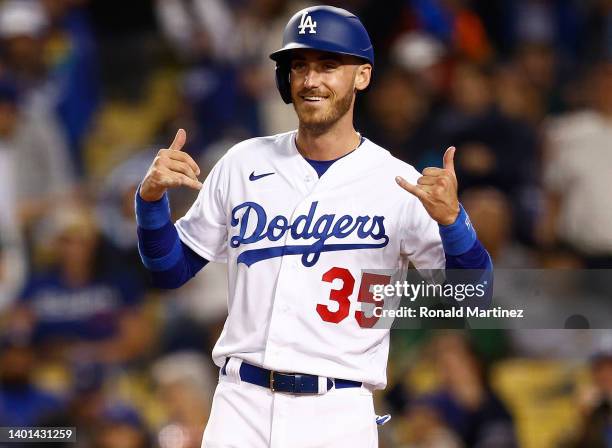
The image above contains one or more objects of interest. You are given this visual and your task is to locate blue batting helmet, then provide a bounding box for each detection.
[269,5,374,104]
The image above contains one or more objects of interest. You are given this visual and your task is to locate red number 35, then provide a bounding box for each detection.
[316,267,391,328]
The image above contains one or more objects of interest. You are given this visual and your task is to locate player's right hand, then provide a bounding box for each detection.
[139,129,202,202]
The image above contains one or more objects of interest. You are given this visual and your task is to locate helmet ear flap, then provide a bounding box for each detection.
[275,63,292,104]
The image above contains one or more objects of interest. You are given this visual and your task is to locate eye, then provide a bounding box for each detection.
[291,61,306,71]
[322,61,339,71]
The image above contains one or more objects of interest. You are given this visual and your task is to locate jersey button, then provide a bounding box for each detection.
[304,175,313,182]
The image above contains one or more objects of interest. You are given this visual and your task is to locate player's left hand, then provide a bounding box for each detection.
[395,147,460,226]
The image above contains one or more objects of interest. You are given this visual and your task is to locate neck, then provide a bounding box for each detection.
[296,113,361,161]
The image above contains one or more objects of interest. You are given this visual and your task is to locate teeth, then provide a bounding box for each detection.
[304,96,325,101]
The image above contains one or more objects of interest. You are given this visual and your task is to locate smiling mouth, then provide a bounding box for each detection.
[300,95,329,103]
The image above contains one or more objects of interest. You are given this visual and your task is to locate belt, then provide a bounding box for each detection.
[222,359,362,394]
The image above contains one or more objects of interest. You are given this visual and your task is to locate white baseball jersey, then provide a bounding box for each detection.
[175,130,445,389]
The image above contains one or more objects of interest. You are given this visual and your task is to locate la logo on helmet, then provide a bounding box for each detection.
[298,12,317,34]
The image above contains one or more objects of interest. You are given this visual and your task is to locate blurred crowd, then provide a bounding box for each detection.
[0,0,611,447]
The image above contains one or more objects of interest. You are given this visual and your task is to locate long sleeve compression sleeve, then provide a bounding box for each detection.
[135,188,208,289]
[439,204,493,305]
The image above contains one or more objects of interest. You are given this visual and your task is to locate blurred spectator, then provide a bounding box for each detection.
[0,79,26,310]
[0,0,73,226]
[569,336,612,447]
[42,0,100,173]
[461,188,537,267]
[0,0,48,84]
[153,0,291,151]
[512,0,582,59]
[0,332,65,426]
[494,63,543,125]
[39,360,128,448]
[152,351,215,448]
[16,204,151,365]
[513,41,563,117]
[11,99,75,227]
[509,329,609,364]
[0,0,100,175]
[362,66,435,166]
[154,0,235,61]
[541,60,612,267]
[399,401,463,447]
[360,31,451,165]
[407,0,492,62]
[81,0,178,181]
[513,0,558,47]
[581,0,612,62]
[96,148,156,286]
[387,31,450,111]
[228,0,300,135]
[0,233,26,312]
[154,0,248,152]
[92,404,151,448]
[174,58,251,156]
[412,332,517,447]
[61,361,108,448]
[83,70,181,181]
[0,80,19,213]
[159,257,228,355]
[424,61,539,236]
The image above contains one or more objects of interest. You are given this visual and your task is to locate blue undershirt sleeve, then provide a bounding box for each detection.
[439,204,493,304]
[135,188,208,289]
[439,204,492,269]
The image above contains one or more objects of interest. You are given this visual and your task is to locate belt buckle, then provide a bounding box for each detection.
[269,370,275,392]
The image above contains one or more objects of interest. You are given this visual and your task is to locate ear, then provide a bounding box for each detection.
[354,64,372,92]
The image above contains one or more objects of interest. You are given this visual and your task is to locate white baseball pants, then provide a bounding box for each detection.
[201,359,379,448]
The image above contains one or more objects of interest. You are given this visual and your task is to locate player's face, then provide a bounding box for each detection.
[289,50,371,132]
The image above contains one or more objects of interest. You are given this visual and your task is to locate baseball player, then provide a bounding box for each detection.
[135,5,492,447]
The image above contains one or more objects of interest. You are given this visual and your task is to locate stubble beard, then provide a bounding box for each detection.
[294,87,355,135]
